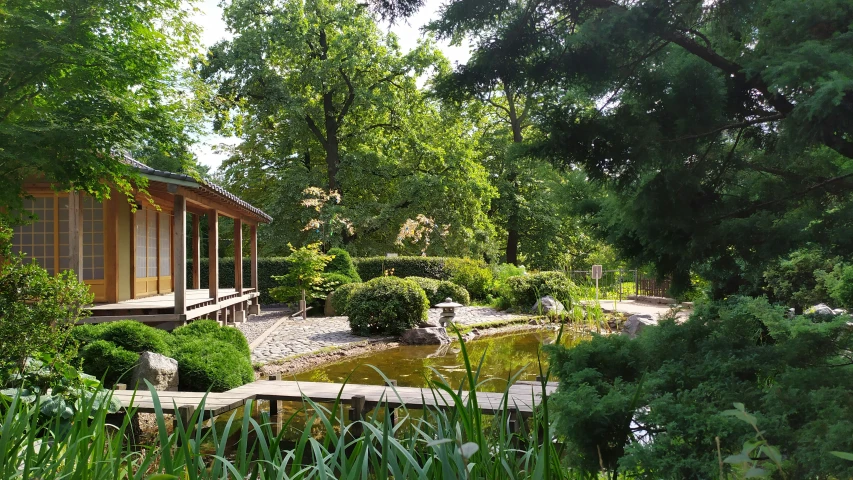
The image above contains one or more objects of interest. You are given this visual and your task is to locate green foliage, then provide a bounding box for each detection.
[826,264,853,309]
[90,321,172,356]
[190,257,289,305]
[764,248,839,311]
[445,258,493,300]
[347,277,430,335]
[0,224,92,379]
[172,320,250,357]
[270,243,334,304]
[172,338,254,392]
[406,276,471,306]
[0,0,201,223]
[355,256,450,281]
[547,296,853,478]
[79,341,139,388]
[325,248,361,282]
[330,282,364,316]
[505,271,573,309]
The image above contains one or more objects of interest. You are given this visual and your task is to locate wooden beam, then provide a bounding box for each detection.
[105,195,119,303]
[174,195,187,315]
[250,224,258,290]
[208,209,219,301]
[68,192,84,281]
[192,213,200,289]
[234,218,243,295]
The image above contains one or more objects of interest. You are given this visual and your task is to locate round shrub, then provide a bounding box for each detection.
[172,320,250,357]
[506,271,573,309]
[96,320,173,356]
[69,323,109,348]
[347,277,429,336]
[330,282,363,315]
[406,276,470,306]
[445,258,493,300]
[80,340,139,387]
[326,248,361,282]
[172,338,254,392]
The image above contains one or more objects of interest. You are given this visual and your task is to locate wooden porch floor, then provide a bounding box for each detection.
[89,289,244,312]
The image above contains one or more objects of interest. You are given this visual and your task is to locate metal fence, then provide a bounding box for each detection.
[568,269,638,301]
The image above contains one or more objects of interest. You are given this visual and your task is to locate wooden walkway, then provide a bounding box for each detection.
[111,379,558,420]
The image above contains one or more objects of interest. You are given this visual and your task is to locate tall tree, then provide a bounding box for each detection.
[0,0,200,222]
[201,0,496,257]
[413,0,853,294]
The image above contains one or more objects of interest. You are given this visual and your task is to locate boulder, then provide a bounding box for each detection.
[531,295,565,315]
[400,327,451,345]
[621,314,656,339]
[808,304,835,316]
[131,351,179,391]
[418,319,440,328]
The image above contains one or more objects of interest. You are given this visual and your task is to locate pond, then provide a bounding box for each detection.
[292,327,586,391]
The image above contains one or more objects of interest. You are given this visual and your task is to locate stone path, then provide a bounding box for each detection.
[595,300,692,321]
[244,307,535,364]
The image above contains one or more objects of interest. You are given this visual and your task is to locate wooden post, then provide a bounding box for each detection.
[174,195,187,316]
[68,192,83,281]
[175,405,196,441]
[268,374,280,418]
[192,214,200,290]
[349,395,366,437]
[387,379,397,426]
[249,224,260,315]
[233,218,243,296]
[208,210,219,302]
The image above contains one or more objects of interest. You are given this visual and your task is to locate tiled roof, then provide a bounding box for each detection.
[123,156,272,223]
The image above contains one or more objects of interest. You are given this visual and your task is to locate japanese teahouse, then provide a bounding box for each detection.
[10,158,272,328]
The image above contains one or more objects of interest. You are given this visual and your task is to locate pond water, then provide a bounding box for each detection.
[292,327,586,391]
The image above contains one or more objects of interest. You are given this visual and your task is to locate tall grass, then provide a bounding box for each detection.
[0,329,574,479]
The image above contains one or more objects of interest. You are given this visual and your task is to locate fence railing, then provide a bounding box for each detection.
[568,269,672,300]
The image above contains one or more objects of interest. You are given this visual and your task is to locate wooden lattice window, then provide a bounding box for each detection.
[11,197,56,274]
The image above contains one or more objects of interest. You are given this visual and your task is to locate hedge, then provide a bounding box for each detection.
[72,321,172,356]
[506,271,574,310]
[330,282,364,316]
[80,340,139,388]
[188,257,290,305]
[173,319,250,357]
[354,256,492,299]
[172,337,255,392]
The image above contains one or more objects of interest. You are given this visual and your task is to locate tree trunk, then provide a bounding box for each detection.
[323,92,340,192]
[506,220,520,265]
[504,83,524,265]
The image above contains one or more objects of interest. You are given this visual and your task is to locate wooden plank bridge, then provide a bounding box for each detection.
[111,378,559,423]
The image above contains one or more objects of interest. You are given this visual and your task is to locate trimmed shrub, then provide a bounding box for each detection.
[347,277,429,336]
[172,338,255,392]
[406,276,470,306]
[69,323,109,347]
[445,258,493,300]
[506,271,573,309]
[330,282,364,316]
[326,248,361,282]
[189,257,290,304]
[95,320,173,356]
[354,256,449,281]
[172,320,250,357]
[80,340,139,387]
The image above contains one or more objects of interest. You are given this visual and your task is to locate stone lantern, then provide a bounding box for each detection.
[435,297,463,327]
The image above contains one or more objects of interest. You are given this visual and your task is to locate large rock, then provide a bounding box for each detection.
[621,314,656,339]
[808,304,835,316]
[531,295,565,315]
[131,351,179,391]
[400,327,451,345]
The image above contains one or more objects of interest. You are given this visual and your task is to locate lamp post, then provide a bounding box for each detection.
[435,298,463,327]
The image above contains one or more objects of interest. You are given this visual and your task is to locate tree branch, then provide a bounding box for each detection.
[336,67,355,125]
[670,113,784,142]
[305,114,327,147]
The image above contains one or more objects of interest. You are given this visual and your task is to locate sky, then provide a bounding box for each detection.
[189,0,471,171]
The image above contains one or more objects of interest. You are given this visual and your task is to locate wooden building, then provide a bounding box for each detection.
[11,158,272,328]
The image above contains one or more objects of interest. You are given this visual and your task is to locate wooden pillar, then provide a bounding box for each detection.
[250,224,258,290]
[208,210,219,301]
[349,395,366,438]
[173,195,187,316]
[192,213,200,290]
[234,218,243,295]
[68,192,84,281]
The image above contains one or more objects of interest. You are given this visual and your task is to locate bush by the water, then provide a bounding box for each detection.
[406,276,470,306]
[506,271,573,309]
[347,277,429,335]
[172,337,255,392]
[330,282,363,315]
[79,340,139,387]
[546,296,853,478]
[73,319,253,391]
[445,258,492,300]
[172,319,250,356]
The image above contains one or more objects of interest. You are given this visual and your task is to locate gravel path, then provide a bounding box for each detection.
[248,306,535,364]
